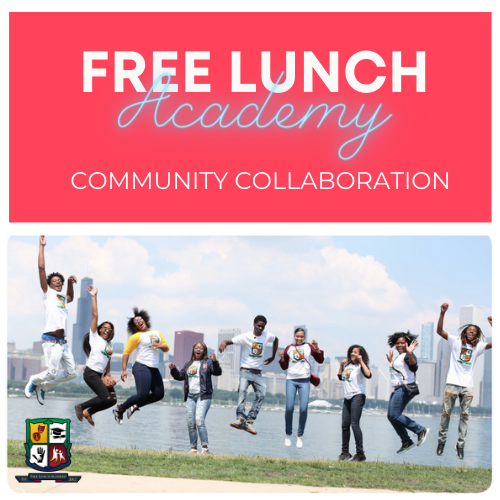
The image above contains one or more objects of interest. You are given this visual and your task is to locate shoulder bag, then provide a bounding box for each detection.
[392,361,419,397]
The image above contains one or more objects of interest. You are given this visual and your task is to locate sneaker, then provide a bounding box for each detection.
[35,386,45,405]
[436,443,445,456]
[113,407,124,425]
[455,444,464,460]
[417,427,430,447]
[339,452,352,461]
[24,377,37,399]
[285,435,292,447]
[75,405,84,422]
[229,418,246,431]
[396,440,415,454]
[189,448,198,454]
[244,421,257,435]
[127,405,140,419]
[351,452,367,462]
[201,448,210,455]
[83,410,95,427]
[296,436,303,449]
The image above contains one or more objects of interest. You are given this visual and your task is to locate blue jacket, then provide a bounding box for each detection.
[170,358,222,401]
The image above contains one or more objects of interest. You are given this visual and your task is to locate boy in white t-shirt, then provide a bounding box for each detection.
[218,315,279,435]
[436,303,492,460]
[24,236,78,405]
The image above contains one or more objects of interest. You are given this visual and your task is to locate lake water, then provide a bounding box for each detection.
[8,397,491,469]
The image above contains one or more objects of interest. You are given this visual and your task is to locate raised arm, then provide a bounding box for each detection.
[437,303,449,340]
[66,275,77,303]
[338,358,348,380]
[88,286,98,333]
[38,236,48,293]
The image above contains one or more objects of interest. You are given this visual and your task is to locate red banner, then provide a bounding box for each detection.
[9,12,491,222]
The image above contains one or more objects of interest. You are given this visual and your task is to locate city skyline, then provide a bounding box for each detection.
[7,236,492,374]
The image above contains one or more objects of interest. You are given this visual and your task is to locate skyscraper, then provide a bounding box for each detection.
[71,276,93,365]
[421,322,434,360]
[173,330,204,367]
[434,336,451,397]
[218,328,241,373]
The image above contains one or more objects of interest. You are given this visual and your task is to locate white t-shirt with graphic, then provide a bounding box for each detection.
[42,288,69,334]
[187,361,202,394]
[86,329,113,374]
[123,330,170,369]
[285,344,313,380]
[232,330,276,371]
[446,335,488,388]
[341,363,366,399]
[389,353,417,387]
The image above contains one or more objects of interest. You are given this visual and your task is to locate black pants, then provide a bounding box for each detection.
[341,394,366,454]
[81,367,117,415]
[119,362,164,411]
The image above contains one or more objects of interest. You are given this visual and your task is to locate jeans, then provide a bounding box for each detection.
[438,384,473,448]
[186,393,211,447]
[236,369,267,421]
[285,378,310,437]
[80,367,117,415]
[120,362,164,411]
[342,394,366,454]
[387,386,424,443]
[32,341,77,391]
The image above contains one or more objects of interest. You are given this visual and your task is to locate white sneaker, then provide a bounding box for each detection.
[285,435,292,447]
[296,436,303,449]
[24,376,36,398]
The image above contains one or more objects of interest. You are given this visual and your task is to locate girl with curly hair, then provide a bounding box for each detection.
[386,331,430,454]
[338,345,371,461]
[436,303,492,460]
[112,308,170,424]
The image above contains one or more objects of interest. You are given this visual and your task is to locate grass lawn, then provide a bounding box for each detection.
[7,440,491,493]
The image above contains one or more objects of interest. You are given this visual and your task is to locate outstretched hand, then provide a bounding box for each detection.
[386,350,394,364]
[311,339,319,350]
[87,285,98,296]
[210,353,217,362]
[407,340,419,354]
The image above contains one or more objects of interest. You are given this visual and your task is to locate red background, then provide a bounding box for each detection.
[9,13,491,222]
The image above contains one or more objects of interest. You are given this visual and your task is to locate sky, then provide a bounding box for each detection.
[8,235,492,368]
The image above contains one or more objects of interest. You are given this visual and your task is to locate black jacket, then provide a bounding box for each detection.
[170,358,222,401]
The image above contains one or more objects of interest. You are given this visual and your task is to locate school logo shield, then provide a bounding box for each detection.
[24,419,71,472]
[250,342,263,357]
[292,348,305,363]
[459,347,472,364]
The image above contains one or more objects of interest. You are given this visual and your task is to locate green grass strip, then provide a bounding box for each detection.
[7,440,491,493]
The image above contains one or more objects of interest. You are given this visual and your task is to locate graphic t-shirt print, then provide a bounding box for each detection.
[188,364,199,378]
[250,342,263,358]
[343,367,353,382]
[458,347,473,365]
[101,342,113,359]
[56,294,67,310]
[292,347,305,363]
[148,333,160,348]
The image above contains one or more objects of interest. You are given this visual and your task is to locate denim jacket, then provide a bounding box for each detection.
[170,358,222,401]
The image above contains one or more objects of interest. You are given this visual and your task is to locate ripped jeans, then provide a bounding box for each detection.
[186,393,211,447]
[438,384,473,448]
